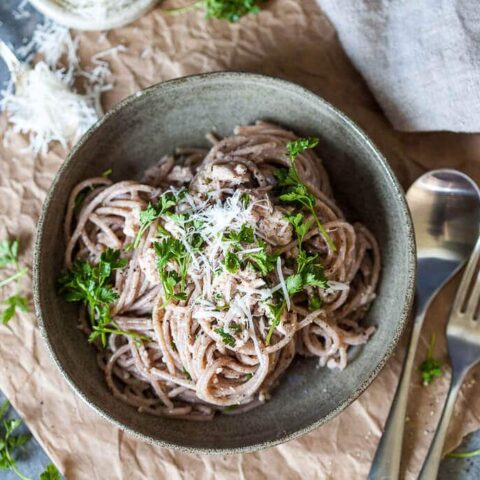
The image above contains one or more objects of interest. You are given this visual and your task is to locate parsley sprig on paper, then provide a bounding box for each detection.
[59,249,150,347]
[0,401,30,480]
[167,0,265,22]
[0,240,29,324]
[0,401,62,480]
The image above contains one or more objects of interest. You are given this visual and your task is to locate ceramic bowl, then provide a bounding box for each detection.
[34,72,416,453]
[28,0,157,31]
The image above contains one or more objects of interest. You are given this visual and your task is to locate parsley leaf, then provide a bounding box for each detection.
[224,250,240,274]
[182,368,192,380]
[286,137,319,157]
[130,191,182,250]
[308,293,323,311]
[285,252,328,296]
[0,239,29,324]
[214,327,236,347]
[286,274,303,295]
[265,300,286,345]
[0,240,18,268]
[276,138,336,252]
[1,295,28,324]
[154,238,191,303]
[419,334,443,386]
[0,401,31,480]
[240,192,250,208]
[58,249,136,347]
[224,224,255,245]
[285,212,314,248]
[243,244,278,276]
[40,464,62,480]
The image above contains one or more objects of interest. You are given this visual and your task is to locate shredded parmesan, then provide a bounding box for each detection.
[0,62,98,155]
[1,19,117,155]
[276,256,290,311]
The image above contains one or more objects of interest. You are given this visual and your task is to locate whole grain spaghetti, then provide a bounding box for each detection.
[60,122,380,420]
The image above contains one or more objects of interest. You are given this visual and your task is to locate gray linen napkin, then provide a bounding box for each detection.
[317,0,480,132]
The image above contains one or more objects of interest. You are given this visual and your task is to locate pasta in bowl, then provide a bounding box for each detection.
[34,73,414,452]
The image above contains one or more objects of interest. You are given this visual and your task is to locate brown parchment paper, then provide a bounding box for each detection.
[1,1,480,478]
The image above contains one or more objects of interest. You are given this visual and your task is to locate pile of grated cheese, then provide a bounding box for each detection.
[0,20,117,155]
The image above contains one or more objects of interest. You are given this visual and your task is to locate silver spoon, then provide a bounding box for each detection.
[368,169,480,480]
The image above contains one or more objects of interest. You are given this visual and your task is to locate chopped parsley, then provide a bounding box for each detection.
[224,250,241,274]
[182,368,192,380]
[59,249,149,347]
[265,300,286,345]
[214,327,236,347]
[40,464,62,480]
[308,293,322,311]
[419,334,443,386]
[154,238,191,303]
[276,138,336,252]
[0,401,30,480]
[129,190,183,250]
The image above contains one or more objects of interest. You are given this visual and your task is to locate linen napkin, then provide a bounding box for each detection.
[317,0,480,132]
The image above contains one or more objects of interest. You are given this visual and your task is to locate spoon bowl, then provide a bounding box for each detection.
[407,169,480,307]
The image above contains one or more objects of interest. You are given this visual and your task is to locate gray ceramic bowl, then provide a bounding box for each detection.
[34,72,416,454]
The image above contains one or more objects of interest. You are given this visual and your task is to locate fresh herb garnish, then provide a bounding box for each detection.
[182,368,192,380]
[101,168,112,177]
[265,300,286,345]
[240,192,250,208]
[224,224,255,245]
[285,212,314,248]
[154,237,190,304]
[285,251,328,296]
[130,191,182,250]
[214,327,236,347]
[0,240,29,325]
[224,250,241,274]
[419,334,443,386]
[40,464,62,480]
[223,405,237,412]
[308,293,322,311]
[276,138,336,252]
[448,449,480,459]
[244,249,278,276]
[1,295,28,325]
[59,249,147,347]
[0,401,30,480]
[167,0,265,22]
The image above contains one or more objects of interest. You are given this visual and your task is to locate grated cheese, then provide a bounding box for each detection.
[2,20,116,155]
[276,256,290,311]
[0,62,98,155]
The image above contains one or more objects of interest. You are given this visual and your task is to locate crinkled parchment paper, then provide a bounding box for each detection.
[1,1,480,478]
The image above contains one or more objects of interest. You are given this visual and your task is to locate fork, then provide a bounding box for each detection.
[419,235,480,479]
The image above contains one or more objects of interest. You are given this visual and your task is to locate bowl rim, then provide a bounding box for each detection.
[28,0,157,31]
[33,71,416,455]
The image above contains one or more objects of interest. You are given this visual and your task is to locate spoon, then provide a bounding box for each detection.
[368,169,480,480]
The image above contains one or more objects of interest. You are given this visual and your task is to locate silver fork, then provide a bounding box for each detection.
[419,235,480,479]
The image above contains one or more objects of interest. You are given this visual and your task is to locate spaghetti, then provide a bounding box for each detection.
[62,122,380,420]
